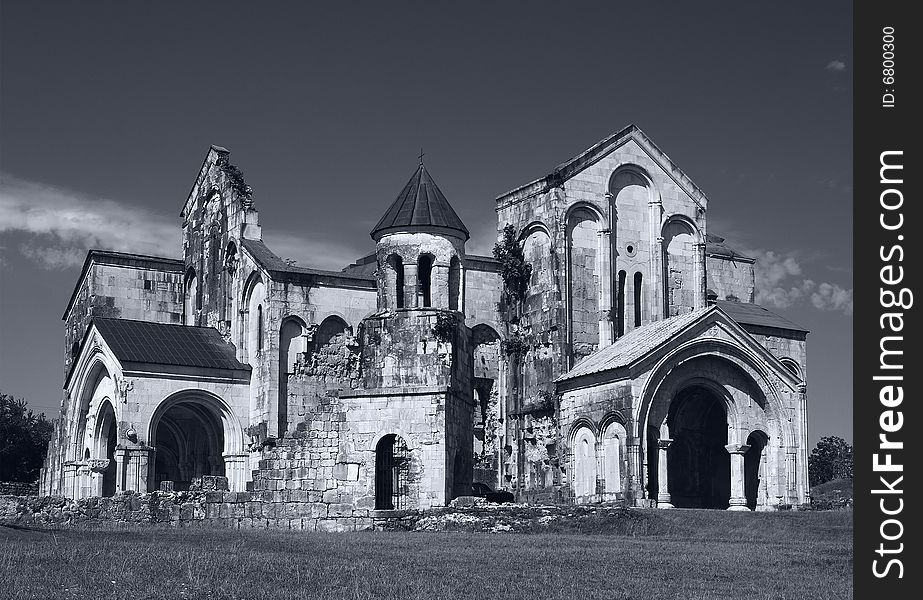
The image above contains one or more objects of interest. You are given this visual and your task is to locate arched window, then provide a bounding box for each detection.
[387,254,404,309]
[375,434,410,510]
[184,268,198,326]
[418,254,434,308]
[256,305,264,352]
[634,272,643,327]
[662,218,698,317]
[616,270,626,337]
[279,317,306,439]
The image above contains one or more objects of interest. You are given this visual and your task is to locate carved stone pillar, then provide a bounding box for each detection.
[403,263,418,308]
[657,438,674,508]
[626,440,642,504]
[114,449,128,493]
[649,199,664,321]
[123,447,154,493]
[785,450,799,506]
[223,453,250,492]
[726,443,750,511]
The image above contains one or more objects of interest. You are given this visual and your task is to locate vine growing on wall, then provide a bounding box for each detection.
[432,312,457,343]
[493,224,532,304]
[221,162,253,201]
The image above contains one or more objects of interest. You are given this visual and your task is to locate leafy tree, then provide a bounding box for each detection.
[808,435,853,486]
[493,224,532,303]
[0,393,54,482]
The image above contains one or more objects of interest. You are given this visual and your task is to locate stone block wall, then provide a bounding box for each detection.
[707,255,756,303]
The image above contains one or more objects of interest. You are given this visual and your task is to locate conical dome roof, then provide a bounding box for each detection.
[370,164,469,241]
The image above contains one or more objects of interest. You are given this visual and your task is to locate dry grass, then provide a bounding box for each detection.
[0,509,851,600]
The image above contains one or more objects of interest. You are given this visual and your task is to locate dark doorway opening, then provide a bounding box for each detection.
[153,400,225,492]
[745,431,768,510]
[666,385,731,509]
[375,434,410,510]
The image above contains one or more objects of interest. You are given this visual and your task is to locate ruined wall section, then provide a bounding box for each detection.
[63,254,184,381]
[707,255,756,303]
[181,146,261,336]
[463,257,503,330]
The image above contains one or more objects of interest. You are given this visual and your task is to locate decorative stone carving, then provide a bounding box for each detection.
[88,459,110,473]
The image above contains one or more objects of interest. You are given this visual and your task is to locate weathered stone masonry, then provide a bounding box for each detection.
[40,125,811,527]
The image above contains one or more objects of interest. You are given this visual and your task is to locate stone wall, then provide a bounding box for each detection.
[706,255,756,303]
[0,481,38,496]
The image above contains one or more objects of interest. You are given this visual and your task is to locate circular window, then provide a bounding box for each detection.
[625,243,638,258]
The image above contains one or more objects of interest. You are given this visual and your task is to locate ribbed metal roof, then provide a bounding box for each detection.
[371,164,469,240]
[558,309,708,382]
[94,318,248,371]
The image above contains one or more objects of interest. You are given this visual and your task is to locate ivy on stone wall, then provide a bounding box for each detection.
[493,224,532,304]
[432,313,456,343]
[221,162,253,201]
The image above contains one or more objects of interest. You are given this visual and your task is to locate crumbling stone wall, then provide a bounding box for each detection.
[63,254,184,380]
[706,255,756,303]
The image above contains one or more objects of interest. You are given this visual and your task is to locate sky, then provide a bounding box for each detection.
[0,1,852,447]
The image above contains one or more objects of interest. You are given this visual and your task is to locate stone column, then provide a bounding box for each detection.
[626,440,642,504]
[124,447,154,493]
[114,449,128,493]
[785,450,798,506]
[694,241,707,310]
[403,263,418,308]
[598,228,613,347]
[726,443,750,511]
[657,439,674,508]
[649,199,664,321]
[798,384,810,505]
[432,262,449,308]
[223,453,250,492]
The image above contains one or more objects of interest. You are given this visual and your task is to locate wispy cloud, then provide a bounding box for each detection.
[0,173,180,269]
[751,249,852,315]
[825,60,846,72]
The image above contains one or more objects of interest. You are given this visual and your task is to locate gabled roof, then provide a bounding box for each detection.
[93,318,248,371]
[557,303,807,385]
[495,124,708,210]
[560,309,707,381]
[241,239,376,288]
[715,300,808,333]
[371,164,469,240]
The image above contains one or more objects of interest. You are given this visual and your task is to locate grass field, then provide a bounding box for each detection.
[0,509,851,600]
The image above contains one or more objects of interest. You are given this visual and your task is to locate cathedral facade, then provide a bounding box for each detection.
[41,125,810,513]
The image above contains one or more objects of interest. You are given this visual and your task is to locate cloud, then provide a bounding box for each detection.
[0,173,180,269]
[825,60,846,72]
[751,249,852,315]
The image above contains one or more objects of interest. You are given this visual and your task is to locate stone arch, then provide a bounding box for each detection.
[565,203,605,364]
[278,315,307,438]
[184,266,198,325]
[600,415,628,499]
[244,272,266,363]
[745,429,770,510]
[661,214,703,317]
[91,398,118,497]
[608,165,654,331]
[384,254,405,309]
[521,227,554,300]
[374,433,413,510]
[572,425,597,502]
[70,354,116,464]
[417,253,435,308]
[779,357,803,380]
[148,390,245,492]
[471,323,502,481]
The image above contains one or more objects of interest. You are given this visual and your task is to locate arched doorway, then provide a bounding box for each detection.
[666,385,731,509]
[745,431,769,510]
[375,434,410,510]
[152,397,226,491]
[94,400,118,497]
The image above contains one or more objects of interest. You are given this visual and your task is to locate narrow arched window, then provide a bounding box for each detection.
[375,434,410,510]
[418,254,434,308]
[634,272,643,327]
[616,270,626,337]
[388,255,404,309]
[448,256,461,311]
[256,304,264,352]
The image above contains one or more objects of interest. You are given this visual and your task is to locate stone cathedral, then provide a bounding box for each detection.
[41,125,810,515]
